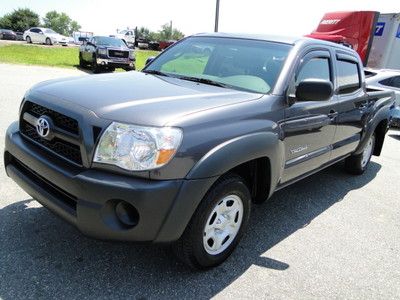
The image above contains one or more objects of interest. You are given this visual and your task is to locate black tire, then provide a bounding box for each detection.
[124,66,135,71]
[345,133,376,175]
[79,53,86,68]
[26,36,31,44]
[173,173,251,269]
[91,55,101,73]
[45,37,52,45]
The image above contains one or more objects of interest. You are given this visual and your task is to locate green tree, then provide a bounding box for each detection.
[158,23,184,41]
[43,11,81,35]
[0,8,40,32]
[134,26,151,40]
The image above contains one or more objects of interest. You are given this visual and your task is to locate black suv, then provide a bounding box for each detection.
[79,36,135,73]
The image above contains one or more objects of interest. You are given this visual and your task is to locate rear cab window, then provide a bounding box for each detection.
[336,54,361,94]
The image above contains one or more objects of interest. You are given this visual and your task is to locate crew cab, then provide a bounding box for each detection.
[79,36,135,73]
[4,33,394,269]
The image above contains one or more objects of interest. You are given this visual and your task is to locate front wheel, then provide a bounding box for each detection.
[91,55,101,73]
[79,53,86,67]
[45,37,52,45]
[173,174,251,269]
[345,133,375,175]
[26,36,32,43]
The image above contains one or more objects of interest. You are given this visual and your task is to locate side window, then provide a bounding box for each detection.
[296,57,331,84]
[288,56,331,97]
[380,76,400,89]
[31,28,39,33]
[37,29,43,34]
[337,59,360,94]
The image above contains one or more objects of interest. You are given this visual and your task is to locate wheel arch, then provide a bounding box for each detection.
[186,132,284,200]
[155,132,284,242]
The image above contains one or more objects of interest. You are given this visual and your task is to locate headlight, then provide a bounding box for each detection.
[129,51,135,60]
[94,122,182,171]
[98,48,107,55]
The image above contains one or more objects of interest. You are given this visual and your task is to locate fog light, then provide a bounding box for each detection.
[101,199,139,230]
[115,201,139,227]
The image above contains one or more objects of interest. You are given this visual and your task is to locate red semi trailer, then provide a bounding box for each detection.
[308,11,400,69]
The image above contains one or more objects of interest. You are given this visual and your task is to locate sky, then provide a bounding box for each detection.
[1,0,399,36]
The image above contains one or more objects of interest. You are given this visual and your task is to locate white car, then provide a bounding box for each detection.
[110,30,135,47]
[365,68,400,106]
[23,27,69,46]
[366,68,400,128]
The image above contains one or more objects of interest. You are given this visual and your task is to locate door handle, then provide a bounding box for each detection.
[328,110,338,119]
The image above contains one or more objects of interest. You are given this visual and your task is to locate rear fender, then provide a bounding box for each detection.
[354,94,393,155]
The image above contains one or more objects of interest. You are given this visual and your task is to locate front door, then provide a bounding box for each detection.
[281,50,337,183]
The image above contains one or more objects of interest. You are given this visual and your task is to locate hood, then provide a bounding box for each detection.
[28,71,262,126]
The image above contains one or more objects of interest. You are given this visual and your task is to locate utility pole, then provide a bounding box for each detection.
[214,0,220,32]
[170,20,173,39]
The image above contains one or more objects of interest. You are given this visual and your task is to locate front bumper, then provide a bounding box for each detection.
[4,122,216,242]
[96,58,134,68]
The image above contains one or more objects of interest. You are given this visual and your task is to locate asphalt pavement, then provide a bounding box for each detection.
[0,63,399,299]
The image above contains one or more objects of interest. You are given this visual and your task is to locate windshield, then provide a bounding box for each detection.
[95,36,126,47]
[145,36,291,94]
[45,29,57,34]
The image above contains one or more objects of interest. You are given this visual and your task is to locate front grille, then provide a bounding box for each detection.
[21,122,82,165]
[108,49,129,58]
[26,102,79,135]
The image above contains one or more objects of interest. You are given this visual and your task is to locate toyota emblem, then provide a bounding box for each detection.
[36,117,50,138]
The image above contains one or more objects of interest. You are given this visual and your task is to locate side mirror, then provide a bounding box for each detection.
[145,56,155,66]
[295,79,333,102]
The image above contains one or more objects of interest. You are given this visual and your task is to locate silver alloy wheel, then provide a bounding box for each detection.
[361,135,374,168]
[203,194,244,255]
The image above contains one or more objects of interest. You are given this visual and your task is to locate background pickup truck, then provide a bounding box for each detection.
[4,33,394,269]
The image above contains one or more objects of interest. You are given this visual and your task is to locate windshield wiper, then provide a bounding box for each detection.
[177,76,231,88]
[142,70,172,77]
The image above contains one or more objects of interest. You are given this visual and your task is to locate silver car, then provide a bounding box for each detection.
[366,68,400,128]
[365,68,400,105]
[23,27,69,46]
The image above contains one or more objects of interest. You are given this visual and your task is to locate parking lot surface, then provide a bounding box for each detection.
[0,63,399,299]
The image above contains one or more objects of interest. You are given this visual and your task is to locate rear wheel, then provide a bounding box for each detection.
[26,36,31,43]
[345,133,375,175]
[173,174,251,269]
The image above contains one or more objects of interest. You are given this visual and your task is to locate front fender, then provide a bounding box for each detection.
[186,132,284,196]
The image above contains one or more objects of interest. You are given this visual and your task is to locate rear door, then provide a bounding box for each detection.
[330,52,367,160]
[36,28,45,43]
[281,50,337,183]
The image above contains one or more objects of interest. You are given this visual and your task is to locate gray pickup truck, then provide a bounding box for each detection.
[4,33,394,269]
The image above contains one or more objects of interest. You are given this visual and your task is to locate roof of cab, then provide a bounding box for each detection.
[192,32,354,51]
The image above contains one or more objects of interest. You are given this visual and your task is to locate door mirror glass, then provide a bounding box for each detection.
[295,79,333,102]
